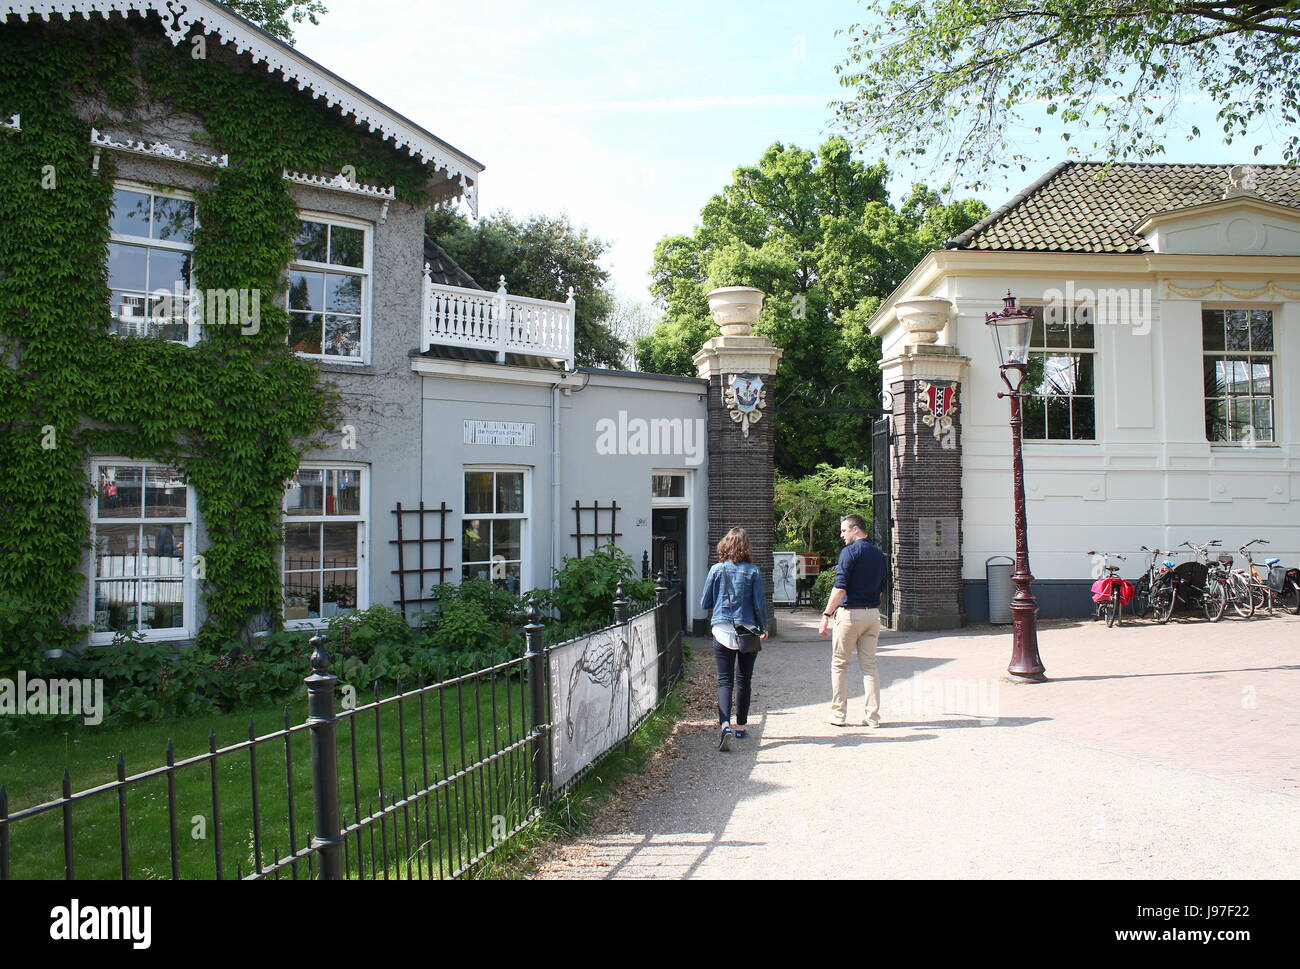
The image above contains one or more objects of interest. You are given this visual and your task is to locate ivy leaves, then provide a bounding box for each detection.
[0,17,406,660]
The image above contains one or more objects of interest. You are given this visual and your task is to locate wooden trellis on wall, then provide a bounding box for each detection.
[571,499,622,559]
[390,501,454,615]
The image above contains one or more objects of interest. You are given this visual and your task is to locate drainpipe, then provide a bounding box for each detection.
[549,369,590,588]
[551,380,561,583]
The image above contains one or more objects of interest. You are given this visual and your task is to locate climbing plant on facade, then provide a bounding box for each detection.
[0,16,428,666]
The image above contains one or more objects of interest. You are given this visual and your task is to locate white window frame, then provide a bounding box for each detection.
[650,469,691,508]
[1020,300,1099,443]
[281,462,369,630]
[461,466,531,594]
[1202,304,1279,447]
[288,210,373,365]
[107,180,201,346]
[88,459,196,645]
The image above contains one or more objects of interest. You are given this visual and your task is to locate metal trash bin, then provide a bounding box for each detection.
[986,556,1014,625]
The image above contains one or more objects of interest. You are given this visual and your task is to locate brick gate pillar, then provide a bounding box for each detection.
[879,304,969,631]
[693,287,784,636]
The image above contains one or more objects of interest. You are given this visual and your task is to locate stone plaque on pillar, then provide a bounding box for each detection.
[694,287,784,635]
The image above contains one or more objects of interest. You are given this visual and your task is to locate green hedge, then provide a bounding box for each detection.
[1,548,656,736]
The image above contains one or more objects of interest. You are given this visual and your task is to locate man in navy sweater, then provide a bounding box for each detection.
[818,514,887,727]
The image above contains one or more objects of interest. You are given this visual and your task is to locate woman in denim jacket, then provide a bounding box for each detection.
[699,527,768,751]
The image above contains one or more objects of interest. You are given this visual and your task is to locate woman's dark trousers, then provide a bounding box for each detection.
[714,641,758,725]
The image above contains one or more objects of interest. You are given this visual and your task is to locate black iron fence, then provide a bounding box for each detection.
[0,576,685,880]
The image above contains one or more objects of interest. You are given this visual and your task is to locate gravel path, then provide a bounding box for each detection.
[532,611,1300,879]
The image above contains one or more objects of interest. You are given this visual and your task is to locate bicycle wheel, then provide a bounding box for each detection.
[1153,590,1175,624]
[1104,601,1117,628]
[1203,581,1226,622]
[1228,574,1254,618]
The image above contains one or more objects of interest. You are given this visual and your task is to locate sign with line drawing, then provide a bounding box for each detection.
[549,612,661,790]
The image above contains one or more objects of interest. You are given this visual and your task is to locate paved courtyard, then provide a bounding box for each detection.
[533,609,1300,879]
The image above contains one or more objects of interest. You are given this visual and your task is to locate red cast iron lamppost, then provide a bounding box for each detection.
[985,291,1047,682]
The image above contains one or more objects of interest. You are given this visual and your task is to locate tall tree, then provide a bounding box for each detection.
[835,1,1300,188]
[636,138,986,477]
[605,298,663,370]
[225,1,328,42]
[427,208,627,369]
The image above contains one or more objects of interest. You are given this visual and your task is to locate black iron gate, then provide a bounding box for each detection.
[871,417,893,626]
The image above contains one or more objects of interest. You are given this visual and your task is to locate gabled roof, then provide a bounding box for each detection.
[3,0,483,211]
[948,162,1300,254]
[423,237,482,290]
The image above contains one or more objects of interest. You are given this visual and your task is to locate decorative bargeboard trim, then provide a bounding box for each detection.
[282,170,395,200]
[4,1,481,212]
[91,127,228,167]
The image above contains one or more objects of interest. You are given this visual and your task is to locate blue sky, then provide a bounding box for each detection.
[294,0,1291,301]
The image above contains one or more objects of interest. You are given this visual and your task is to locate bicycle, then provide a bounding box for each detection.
[1089,551,1132,627]
[1177,540,1227,622]
[1214,548,1255,619]
[1135,546,1177,624]
[1238,539,1276,616]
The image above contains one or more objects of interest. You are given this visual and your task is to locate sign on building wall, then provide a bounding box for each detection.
[463,420,536,446]
[549,611,660,789]
[917,516,960,560]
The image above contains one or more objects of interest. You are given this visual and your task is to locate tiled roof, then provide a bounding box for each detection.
[948,162,1300,253]
[423,237,482,289]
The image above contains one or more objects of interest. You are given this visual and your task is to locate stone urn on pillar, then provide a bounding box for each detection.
[895,296,953,346]
[706,286,765,335]
[694,286,784,635]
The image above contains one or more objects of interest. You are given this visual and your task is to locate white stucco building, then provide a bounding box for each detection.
[869,162,1300,623]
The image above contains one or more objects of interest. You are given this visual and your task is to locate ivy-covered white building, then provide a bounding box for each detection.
[0,0,724,653]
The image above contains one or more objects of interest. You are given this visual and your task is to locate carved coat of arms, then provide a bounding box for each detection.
[918,381,958,440]
[723,374,766,438]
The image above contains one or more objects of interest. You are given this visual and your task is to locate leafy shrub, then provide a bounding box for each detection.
[545,544,655,627]
[811,569,838,612]
[82,632,219,723]
[421,581,522,653]
[6,567,644,735]
[0,591,85,679]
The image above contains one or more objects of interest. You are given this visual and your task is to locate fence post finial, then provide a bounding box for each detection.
[522,595,549,811]
[305,633,344,880]
[613,580,629,625]
[522,593,543,645]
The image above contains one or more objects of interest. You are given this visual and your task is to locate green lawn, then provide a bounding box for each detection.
[2,666,536,880]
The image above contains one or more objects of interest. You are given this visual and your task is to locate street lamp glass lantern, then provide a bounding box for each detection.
[984,291,1034,366]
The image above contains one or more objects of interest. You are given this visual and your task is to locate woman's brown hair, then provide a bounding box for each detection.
[716,527,752,564]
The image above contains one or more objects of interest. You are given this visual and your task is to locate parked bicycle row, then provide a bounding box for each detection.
[1088,539,1300,626]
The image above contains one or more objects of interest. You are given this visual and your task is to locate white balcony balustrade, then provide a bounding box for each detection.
[422,269,575,368]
